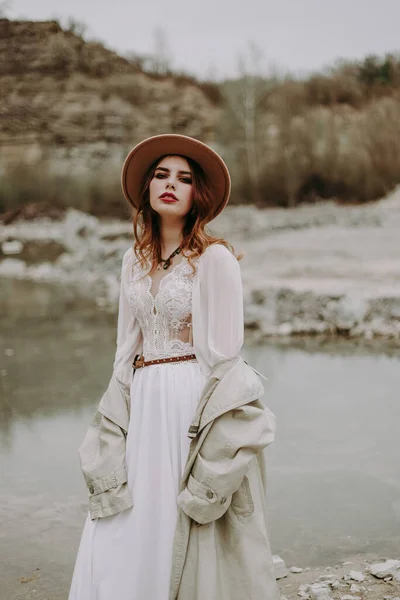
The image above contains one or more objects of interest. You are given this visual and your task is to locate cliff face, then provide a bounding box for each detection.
[0,19,219,174]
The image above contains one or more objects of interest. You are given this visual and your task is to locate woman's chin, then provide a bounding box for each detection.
[153,204,187,220]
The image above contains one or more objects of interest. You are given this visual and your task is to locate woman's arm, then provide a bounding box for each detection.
[113,247,143,389]
[192,243,244,377]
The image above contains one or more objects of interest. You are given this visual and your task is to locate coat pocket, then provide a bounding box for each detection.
[231,475,254,518]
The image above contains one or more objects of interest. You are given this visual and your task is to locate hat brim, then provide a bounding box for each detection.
[121,134,231,220]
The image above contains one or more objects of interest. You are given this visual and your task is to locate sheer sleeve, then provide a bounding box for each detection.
[112,247,143,387]
[192,244,244,377]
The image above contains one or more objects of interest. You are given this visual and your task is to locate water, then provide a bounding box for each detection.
[1,312,399,598]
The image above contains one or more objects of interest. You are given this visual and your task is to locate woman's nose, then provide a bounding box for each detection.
[166,179,175,189]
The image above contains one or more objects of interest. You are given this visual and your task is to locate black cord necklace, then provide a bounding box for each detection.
[158,246,181,270]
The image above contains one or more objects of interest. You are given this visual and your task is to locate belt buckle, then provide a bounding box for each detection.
[133,354,144,368]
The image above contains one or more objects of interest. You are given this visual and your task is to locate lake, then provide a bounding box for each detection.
[0,311,399,598]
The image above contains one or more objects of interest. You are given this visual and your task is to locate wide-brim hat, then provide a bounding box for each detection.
[121,134,231,220]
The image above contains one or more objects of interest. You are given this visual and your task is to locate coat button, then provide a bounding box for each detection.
[89,485,94,494]
[220,496,227,504]
[206,490,214,499]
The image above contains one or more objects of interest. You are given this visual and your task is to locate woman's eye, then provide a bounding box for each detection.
[181,177,192,184]
[155,173,167,179]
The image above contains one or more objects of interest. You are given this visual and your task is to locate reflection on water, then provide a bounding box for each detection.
[0,311,400,598]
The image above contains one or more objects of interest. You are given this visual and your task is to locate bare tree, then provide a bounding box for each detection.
[223,41,270,204]
[64,16,87,38]
[151,27,172,75]
[205,62,219,83]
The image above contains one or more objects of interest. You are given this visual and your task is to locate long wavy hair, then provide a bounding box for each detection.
[131,154,242,274]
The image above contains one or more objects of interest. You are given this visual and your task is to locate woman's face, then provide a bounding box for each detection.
[149,155,193,220]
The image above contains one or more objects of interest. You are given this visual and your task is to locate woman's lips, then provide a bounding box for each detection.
[160,194,178,203]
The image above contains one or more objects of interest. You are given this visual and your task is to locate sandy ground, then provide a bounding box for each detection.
[5,554,399,600]
[1,188,400,340]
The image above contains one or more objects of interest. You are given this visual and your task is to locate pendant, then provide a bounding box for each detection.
[158,246,181,271]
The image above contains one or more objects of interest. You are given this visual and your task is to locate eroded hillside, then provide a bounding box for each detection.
[0,19,219,171]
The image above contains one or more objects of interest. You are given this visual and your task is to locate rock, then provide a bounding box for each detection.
[341,596,361,600]
[273,555,289,579]
[63,209,99,252]
[2,239,23,255]
[346,571,366,582]
[317,575,341,589]
[349,584,361,593]
[369,560,400,579]
[0,257,27,277]
[290,567,304,574]
[278,322,293,336]
[307,583,333,600]
[318,575,337,582]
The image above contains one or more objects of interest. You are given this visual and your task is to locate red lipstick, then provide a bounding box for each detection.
[160,192,178,201]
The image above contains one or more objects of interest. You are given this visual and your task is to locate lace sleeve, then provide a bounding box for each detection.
[113,247,143,387]
[192,244,244,377]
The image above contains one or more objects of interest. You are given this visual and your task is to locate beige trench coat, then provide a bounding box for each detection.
[169,355,279,600]
[78,355,279,600]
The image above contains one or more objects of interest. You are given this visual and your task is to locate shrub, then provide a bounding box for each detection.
[0,160,130,218]
[43,34,78,74]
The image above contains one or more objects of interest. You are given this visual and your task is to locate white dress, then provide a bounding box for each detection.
[69,244,244,600]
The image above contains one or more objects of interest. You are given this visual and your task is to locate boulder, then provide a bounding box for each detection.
[307,583,333,600]
[2,240,23,255]
[290,566,304,574]
[369,560,400,579]
[273,555,289,579]
[346,571,365,582]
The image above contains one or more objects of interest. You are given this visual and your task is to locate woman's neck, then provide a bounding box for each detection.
[159,221,184,258]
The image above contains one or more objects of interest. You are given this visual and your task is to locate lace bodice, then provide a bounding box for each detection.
[113,244,244,386]
[128,255,198,360]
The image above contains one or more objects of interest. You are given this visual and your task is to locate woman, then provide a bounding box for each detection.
[69,134,278,600]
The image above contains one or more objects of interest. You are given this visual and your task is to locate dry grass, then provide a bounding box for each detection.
[1,18,400,213]
[0,160,129,217]
[222,55,400,206]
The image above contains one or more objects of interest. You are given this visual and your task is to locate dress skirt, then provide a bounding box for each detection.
[69,361,206,600]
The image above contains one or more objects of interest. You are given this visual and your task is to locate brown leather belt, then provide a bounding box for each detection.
[132,353,197,369]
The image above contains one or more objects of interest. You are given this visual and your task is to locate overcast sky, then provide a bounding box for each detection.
[9,0,400,79]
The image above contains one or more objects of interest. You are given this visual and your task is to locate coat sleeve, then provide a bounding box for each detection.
[177,244,275,524]
[176,398,276,525]
[78,247,142,519]
[192,243,244,377]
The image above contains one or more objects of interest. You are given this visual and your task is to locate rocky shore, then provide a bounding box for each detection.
[274,555,400,600]
[1,188,400,342]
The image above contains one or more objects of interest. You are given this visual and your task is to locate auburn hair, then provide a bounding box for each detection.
[131,155,242,274]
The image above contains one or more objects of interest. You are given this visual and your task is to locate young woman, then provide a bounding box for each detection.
[69,134,278,600]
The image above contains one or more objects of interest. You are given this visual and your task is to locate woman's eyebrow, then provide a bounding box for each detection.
[155,167,192,176]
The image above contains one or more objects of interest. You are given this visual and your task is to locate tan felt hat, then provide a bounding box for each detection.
[121,134,231,219]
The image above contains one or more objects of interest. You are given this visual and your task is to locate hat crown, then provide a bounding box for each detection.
[121,134,231,220]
